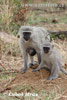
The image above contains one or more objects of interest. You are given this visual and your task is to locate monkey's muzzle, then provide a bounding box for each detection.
[23,36,30,41]
[43,47,50,53]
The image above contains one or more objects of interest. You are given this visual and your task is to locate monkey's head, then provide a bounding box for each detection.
[18,26,33,41]
[43,42,54,54]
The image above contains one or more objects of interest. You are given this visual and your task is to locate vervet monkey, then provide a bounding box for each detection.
[32,42,67,80]
[18,26,50,74]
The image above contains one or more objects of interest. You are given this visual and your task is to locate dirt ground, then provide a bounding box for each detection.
[0,33,67,100]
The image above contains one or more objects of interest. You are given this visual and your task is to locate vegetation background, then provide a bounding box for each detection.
[0,0,67,100]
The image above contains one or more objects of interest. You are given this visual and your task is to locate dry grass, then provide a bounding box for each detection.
[0,1,13,32]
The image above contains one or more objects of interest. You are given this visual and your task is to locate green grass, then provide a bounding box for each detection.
[0,73,17,81]
[58,15,67,24]
[50,33,66,40]
[40,17,45,22]
[27,17,39,25]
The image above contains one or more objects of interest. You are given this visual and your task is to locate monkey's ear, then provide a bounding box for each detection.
[52,44,54,48]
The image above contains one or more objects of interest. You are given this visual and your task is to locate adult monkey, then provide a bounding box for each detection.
[18,26,50,74]
[32,42,67,80]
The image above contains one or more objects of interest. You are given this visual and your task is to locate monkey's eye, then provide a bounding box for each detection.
[17,35,20,38]
[23,32,31,36]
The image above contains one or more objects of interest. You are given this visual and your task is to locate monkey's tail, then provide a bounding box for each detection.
[61,68,67,75]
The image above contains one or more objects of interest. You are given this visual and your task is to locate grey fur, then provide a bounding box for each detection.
[32,42,67,80]
[18,26,50,74]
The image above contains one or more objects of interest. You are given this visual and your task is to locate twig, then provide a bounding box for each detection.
[31,8,65,13]
[0,70,19,75]
[0,87,11,93]
[15,96,22,100]
[48,30,67,36]
[0,63,7,71]
[0,76,17,93]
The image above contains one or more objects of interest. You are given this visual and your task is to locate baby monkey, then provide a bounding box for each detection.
[26,47,36,57]
[32,42,67,80]
[26,47,37,67]
[26,47,50,71]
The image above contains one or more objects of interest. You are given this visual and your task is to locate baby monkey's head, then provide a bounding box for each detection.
[26,47,36,56]
[43,42,54,54]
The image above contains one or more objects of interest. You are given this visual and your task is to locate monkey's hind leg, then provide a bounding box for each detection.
[37,53,41,64]
[29,56,38,68]
[47,65,59,80]
[43,67,51,72]
[21,55,28,74]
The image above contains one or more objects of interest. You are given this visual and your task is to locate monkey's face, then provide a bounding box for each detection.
[18,26,34,41]
[23,32,31,41]
[17,31,31,41]
[43,47,50,53]
[43,42,54,54]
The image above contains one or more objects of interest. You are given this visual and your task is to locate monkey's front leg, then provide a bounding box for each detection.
[21,53,28,74]
[32,62,42,72]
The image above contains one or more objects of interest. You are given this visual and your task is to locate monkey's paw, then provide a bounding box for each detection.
[29,62,38,68]
[32,68,40,72]
[29,63,34,68]
[21,68,27,74]
[47,75,58,80]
